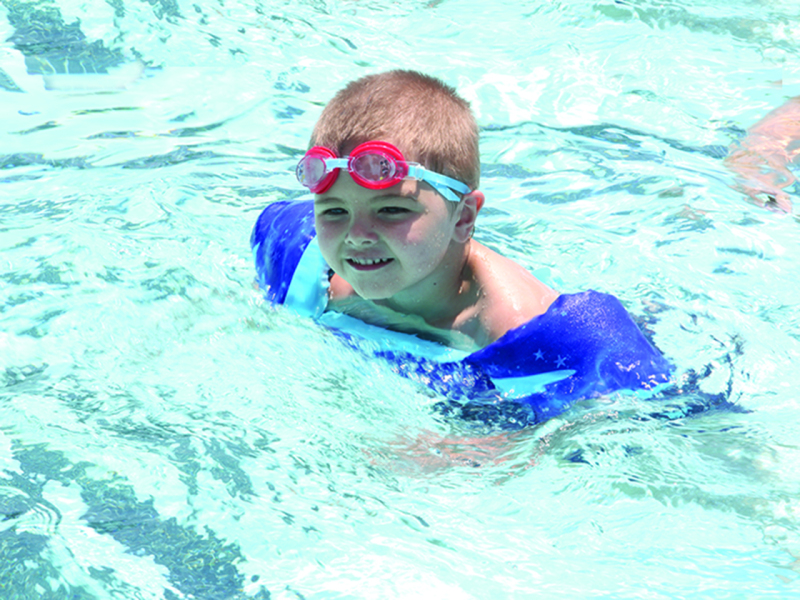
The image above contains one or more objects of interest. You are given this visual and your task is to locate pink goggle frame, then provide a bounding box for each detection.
[295,141,470,203]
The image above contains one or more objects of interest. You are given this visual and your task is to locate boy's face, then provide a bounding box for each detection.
[313,171,463,302]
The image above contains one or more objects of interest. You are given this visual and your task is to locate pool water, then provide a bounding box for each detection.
[2,0,800,598]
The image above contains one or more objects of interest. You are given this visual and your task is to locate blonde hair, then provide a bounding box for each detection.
[310,70,480,191]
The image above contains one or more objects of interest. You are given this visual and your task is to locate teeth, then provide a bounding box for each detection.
[349,258,390,265]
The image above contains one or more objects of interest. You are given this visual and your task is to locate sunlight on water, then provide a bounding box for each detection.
[2,0,800,597]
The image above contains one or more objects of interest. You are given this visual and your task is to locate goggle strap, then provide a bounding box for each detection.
[406,164,471,202]
[431,183,460,203]
[323,158,349,170]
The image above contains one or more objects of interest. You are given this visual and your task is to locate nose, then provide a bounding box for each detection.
[344,212,377,246]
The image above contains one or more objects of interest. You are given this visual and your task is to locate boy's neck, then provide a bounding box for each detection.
[375,245,477,329]
[375,240,476,328]
[327,295,482,352]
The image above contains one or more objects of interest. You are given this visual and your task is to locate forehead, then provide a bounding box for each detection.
[315,172,449,207]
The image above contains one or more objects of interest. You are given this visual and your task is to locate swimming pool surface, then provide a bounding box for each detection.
[2,0,800,598]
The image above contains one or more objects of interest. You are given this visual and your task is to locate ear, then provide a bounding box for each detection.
[452,190,485,243]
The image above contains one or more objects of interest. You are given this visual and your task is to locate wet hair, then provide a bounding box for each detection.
[310,70,480,191]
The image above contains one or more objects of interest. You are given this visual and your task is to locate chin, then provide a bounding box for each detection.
[354,288,392,301]
[351,282,399,301]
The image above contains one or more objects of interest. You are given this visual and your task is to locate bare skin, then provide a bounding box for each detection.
[329,238,558,349]
[725,96,800,212]
[316,172,557,349]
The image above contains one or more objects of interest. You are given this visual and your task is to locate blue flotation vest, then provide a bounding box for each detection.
[251,200,672,428]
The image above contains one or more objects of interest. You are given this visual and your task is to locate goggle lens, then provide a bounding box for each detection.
[296,147,339,193]
[296,155,326,188]
[350,152,398,187]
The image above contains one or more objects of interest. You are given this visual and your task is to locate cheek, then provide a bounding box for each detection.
[401,231,450,271]
[314,222,340,261]
[400,215,448,244]
[409,220,451,248]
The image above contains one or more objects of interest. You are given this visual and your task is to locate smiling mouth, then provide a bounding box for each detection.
[346,257,394,271]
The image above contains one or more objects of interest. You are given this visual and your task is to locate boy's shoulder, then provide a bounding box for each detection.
[462,241,559,345]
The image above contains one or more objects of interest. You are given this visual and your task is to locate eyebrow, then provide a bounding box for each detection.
[315,192,420,204]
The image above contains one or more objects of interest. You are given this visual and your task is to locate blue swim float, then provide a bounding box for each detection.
[251,200,672,428]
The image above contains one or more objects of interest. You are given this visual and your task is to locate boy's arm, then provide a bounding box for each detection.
[724,96,800,212]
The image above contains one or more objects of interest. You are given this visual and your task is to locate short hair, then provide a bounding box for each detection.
[310,70,480,191]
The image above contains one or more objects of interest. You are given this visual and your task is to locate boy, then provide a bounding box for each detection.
[253,69,671,425]
[300,70,557,350]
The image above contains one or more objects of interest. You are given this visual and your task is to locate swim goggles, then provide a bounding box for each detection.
[295,141,470,202]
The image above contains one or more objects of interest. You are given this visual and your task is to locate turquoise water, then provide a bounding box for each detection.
[2,0,800,598]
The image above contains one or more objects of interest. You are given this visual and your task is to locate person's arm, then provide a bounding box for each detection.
[725,97,800,212]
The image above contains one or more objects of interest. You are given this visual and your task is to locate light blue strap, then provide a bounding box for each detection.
[313,159,468,202]
[318,311,471,362]
[406,164,470,202]
[283,237,329,318]
[324,158,349,170]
